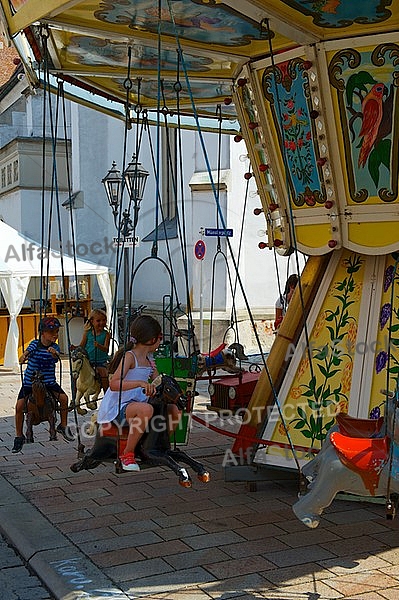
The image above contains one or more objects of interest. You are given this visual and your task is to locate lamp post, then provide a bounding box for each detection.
[102,155,149,326]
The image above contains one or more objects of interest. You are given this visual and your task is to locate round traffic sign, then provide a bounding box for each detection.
[194,239,206,260]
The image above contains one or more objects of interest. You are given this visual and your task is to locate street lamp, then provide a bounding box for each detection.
[102,154,149,329]
[123,154,149,228]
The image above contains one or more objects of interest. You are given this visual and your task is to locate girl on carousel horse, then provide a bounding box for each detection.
[76,309,111,393]
[97,315,182,472]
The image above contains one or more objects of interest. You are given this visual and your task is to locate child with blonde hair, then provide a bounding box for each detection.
[77,308,110,393]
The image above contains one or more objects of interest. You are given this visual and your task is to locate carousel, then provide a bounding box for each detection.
[1,0,399,526]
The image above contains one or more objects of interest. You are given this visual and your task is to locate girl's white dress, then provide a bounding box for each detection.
[97,351,153,423]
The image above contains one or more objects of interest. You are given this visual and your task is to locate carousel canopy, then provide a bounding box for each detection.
[1,2,399,255]
[0,1,397,122]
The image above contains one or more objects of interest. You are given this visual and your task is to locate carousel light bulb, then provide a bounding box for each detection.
[239,154,249,162]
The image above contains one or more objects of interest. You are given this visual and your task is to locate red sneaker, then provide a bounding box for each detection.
[120,452,140,471]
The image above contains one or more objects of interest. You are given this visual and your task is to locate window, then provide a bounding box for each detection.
[161,128,177,221]
[13,159,19,182]
[143,128,178,242]
[7,163,12,185]
[1,167,5,188]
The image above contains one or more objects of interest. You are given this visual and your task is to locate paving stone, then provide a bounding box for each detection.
[264,544,336,568]
[222,537,290,559]
[235,522,293,541]
[156,522,208,541]
[322,508,383,525]
[184,530,246,550]
[379,587,399,599]
[265,579,344,599]
[190,515,246,533]
[276,527,340,548]
[264,562,336,586]
[122,566,216,597]
[80,530,163,554]
[324,571,398,597]
[137,538,192,559]
[324,520,392,538]
[319,535,388,556]
[373,530,399,547]
[58,513,120,533]
[67,525,118,543]
[90,545,145,567]
[165,547,231,570]
[116,506,168,523]
[319,553,393,575]
[346,593,393,600]
[204,555,275,579]
[201,572,273,599]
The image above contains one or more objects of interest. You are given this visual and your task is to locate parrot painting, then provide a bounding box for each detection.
[357,82,385,168]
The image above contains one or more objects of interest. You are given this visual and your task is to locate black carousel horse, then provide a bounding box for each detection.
[25,370,57,443]
[70,374,210,487]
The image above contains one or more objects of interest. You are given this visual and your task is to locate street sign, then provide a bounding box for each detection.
[194,239,206,260]
[204,228,233,237]
[113,236,140,247]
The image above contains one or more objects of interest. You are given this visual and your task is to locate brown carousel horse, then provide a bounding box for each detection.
[25,371,57,443]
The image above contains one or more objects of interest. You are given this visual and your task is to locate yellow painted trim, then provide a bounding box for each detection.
[244,254,332,431]
[295,224,331,249]
[348,222,399,248]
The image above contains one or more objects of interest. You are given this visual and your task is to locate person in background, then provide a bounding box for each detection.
[75,308,110,393]
[97,315,182,472]
[274,274,299,331]
[12,316,74,453]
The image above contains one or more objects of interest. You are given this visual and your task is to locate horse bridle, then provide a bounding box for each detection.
[71,350,84,379]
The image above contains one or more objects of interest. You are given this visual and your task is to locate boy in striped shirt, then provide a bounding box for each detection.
[12,316,74,453]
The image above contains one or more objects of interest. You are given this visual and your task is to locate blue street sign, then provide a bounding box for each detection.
[204,228,233,237]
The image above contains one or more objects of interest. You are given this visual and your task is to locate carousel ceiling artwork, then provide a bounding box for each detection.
[1,0,399,254]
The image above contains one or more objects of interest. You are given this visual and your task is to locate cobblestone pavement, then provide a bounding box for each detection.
[0,362,399,599]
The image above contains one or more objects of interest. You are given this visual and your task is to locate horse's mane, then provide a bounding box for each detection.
[31,372,47,407]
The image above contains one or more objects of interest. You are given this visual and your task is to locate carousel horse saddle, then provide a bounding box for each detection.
[99,422,129,455]
[207,342,227,358]
[330,431,389,494]
[336,413,384,437]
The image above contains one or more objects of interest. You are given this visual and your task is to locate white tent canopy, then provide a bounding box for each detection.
[0,221,113,367]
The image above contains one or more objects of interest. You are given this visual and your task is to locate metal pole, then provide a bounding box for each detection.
[123,245,130,339]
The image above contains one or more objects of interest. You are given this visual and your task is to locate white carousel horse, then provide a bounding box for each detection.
[301,411,385,484]
[293,397,399,528]
[70,346,102,415]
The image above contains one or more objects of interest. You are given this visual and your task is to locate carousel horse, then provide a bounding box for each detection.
[293,396,399,528]
[70,374,211,487]
[70,346,102,415]
[174,327,245,376]
[302,411,385,485]
[25,371,57,443]
[196,342,246,377]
